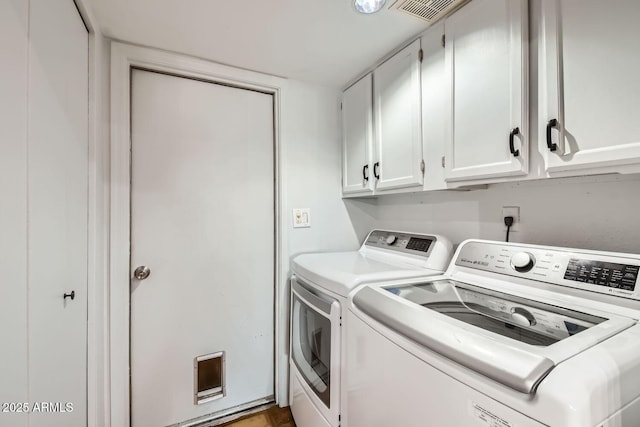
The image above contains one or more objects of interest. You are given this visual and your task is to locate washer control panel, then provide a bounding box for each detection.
[365,230,436,257]
[563,258,638,290]
[455,241,640,300]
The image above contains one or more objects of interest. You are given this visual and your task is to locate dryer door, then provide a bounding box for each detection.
[290,278,341,416]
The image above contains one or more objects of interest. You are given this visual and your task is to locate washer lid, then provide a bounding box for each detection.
[293,251,443,297]
[352,280,637,394]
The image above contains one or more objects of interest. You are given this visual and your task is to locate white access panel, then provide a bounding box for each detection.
[130,70,275,427]
[539,0,640,173]
[28,0,89,425]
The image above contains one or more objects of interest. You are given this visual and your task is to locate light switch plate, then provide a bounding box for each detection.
[293,208,311,228]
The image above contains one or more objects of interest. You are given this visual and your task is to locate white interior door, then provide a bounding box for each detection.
[130,69,275,427]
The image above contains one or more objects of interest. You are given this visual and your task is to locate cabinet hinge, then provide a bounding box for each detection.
[441,156,445,168]
[418,49,424,63]
[420,159,425,175]
[441,34,446,48]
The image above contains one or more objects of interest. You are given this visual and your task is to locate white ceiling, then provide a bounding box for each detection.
[86,0,431,87]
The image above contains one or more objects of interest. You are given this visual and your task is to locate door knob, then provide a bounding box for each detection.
[133,266,151,280]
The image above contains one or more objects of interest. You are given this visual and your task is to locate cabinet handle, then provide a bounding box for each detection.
[373,162,380,179]
[362,164,369,182]
[509,127,520,157]
[63,290,75,301]
[546,119,558,152]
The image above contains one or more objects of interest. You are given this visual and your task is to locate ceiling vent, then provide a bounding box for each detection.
[390,0,470,23]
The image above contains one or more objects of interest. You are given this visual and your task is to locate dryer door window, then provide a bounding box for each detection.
[291,293,332,407]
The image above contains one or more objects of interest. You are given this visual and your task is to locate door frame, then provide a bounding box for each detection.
[109,42,285,427]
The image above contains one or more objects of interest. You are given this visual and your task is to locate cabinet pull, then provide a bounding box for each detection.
[509,127,520,157]
[373,162,380,179]
[362,164,369,182]
[63,290,75,301]
[546,119,558,152]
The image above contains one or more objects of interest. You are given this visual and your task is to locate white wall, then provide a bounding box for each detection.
[0,2,29,426]
[282,80,362,258]
[277,79,367,404]
[369,174,640,254]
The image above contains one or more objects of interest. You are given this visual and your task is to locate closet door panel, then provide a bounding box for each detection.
[28,0,88,424]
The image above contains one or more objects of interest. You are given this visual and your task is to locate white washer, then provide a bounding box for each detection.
[346,239,640,427]
[289,230,453,427]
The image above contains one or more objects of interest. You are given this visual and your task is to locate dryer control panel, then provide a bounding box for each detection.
[365,230,436,258]
[455,241,640,301]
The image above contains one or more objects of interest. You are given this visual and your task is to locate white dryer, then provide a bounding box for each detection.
[289,230,453,427]
[346,239,640,427]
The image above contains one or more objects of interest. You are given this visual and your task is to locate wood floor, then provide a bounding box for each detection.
[217,406,296,427]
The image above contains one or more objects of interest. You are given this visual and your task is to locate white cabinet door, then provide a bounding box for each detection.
[28,0,88,425]
[342,74,373,196]
[421,22,447,191]
[444,0,528,182]
[539,0,640,174]
[373,39,424,191]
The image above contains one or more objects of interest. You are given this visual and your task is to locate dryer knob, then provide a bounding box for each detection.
[386,235,397,245]
[511,252,535,272]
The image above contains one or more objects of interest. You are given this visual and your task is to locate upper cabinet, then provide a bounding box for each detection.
[539,0,640,175]
[342,74,374,196]
[342,39,424,197]
[444,0,528,182]
[342,0,640,197]
[373,39,424,192]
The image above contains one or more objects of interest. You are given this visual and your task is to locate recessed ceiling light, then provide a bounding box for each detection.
[354,0,387,14]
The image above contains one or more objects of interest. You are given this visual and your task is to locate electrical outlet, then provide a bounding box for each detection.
[502,206,520,232]
[293,208,311,228]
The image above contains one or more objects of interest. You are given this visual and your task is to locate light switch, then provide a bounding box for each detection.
[293,208,311,228]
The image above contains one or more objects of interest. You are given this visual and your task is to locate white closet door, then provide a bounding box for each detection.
[540,0,640,173]
[28,0,88,425]
[0,1,29,425]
